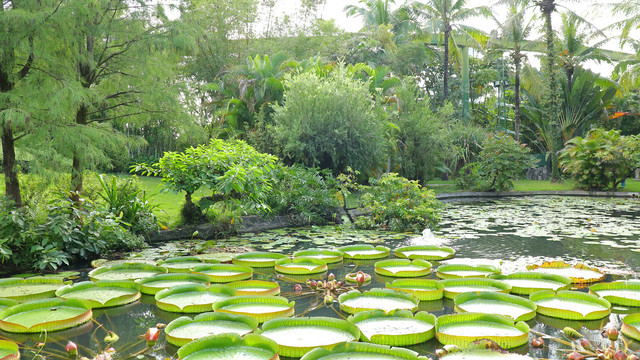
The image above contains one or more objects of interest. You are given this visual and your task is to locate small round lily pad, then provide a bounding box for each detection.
[395,245,455,261]
[88,263,168,282]
[155,284,235,313]
[227,280,281,296]
[55,281,141,308]
[135,273,211,295]
[0,278,66,302]
[339,288,419,314]
[375,259,432,278]
[232,252,288,268]
[0,298,92,333]
[386,279,444,301]
[191,264,253,283]
[165,312,259,347]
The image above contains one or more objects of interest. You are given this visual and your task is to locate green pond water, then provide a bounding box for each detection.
[1,196,639,360]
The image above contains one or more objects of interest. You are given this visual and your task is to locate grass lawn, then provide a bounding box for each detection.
[425,178,640,193]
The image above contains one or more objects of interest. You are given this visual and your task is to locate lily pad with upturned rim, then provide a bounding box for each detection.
[55,281,141,308]
[526,261,605,284]
[196,253,235,263]
[348,310,436,346]
[374,259,432,278]
[441,278,512,299]
[454,292,537,321]
[165,312,259,347]
[212,295,295,323]
[293,249,344,263]
[177,333,279,360]
[300,341,430,360]
[0,298,92,333]
[345,272,372,285]
[436,265,501,280]
[227,280,281,296]
[257,316,361,357]
[134,273,211,295]
[232,252,288,268]
[621,313,640,341]
[589,280,640,307]
[0,300,17,313]
[88,263,167,282]
[274,257,328,275]
[0,278,67,302]
[395,245,456,261]
[529,290,611,320]
[436,313,530,349]
[490,272,572,295]
[386,279,444,301]
[157,256,218,273]
[442,350,534,360]
[338,245,390,260]
[155,284,235,313]
[338,288,419,314]
[191,264,253,283]
[0,340,19,360]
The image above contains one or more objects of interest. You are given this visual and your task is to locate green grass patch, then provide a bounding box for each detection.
[425,178,640,193]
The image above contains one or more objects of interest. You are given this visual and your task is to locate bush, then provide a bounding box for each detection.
[456,133,535,191]
[559,129,640,191]
[355,173,442,233]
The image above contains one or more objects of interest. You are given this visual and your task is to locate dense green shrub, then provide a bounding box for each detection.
[270,67,385,175]
[456,133,535,191]
[559,129,640,191]
[355,173,442,233]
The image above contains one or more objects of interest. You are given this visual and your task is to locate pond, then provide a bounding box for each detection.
[0,196,639,360]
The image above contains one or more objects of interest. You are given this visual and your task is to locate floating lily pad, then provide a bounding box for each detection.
[490,272,572,295]
[55,281,141,308]
[227,280,281,296]
[177,333,279,360]
[0,340,19,360]
[232,252,288,268]
[386,279,444,301]
[348,310,436,346]
[375,259,432,278]
[293,249,344,263]
[395,245,456,261]
[441,279,512,299]
[0,298,92,333]
[339,288,419,314]
[165,312,259,347]
[437,265,501,280]
[155,284,235,313]
[88,264,168,282]
[536,313,608,331]
[212,296,295,323]
[197,253,235,263]
[589,280,640,307]
[529,290,611,320]
[0,278,66,302]
[0,299,18,313]
[621,313,640,341]
[526,261,605,284]
[134,273,211,295]
[258,317,360,357]
[157,256,217,273]
[442,350,533,360]
[191,264,253,283]
[454,292,537,321]
[345,272,372,285]
[338,245,390,260]
[436,313,530,349]
[90,259,156,268]
[300,341,430,360]
[274,257,328,275]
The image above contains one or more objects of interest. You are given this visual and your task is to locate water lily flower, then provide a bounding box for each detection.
[355,272,366,286]
[146,327,160,346]
[66,341,78,357]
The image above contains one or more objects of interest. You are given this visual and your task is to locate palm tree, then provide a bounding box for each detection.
[414,0,490,100]
[345,0,396,29]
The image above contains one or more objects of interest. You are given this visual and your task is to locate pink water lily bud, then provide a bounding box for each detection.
[531,337,544,348]
[66,341,78,357]
[568,351,584,360]
[324,294,334,305]
[309,280,318,289]
[105,348,116,355]
[294,284,303,293]
[613,351,627,360]
[607,328,619,341]
[336,281,343,288]
[146,327,159,346]
[580,338,591,350]
[328,273,335,281]
[356,272,366,286]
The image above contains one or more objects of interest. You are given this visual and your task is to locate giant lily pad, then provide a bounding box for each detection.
[395,245,456,261]
[274,257,328,275]
[386,279,444,301]
[227,280,281,296]
[88,263,167,282]
[437,265,501,280]
[90,259,156,268]
[589,280,640,307]
[258,317,360,357]
[293,249,344,263]
[442,350,533,360]
[165,312,259,347]
[0,299,18,313]
[621,313,640,341]
[339,289,419,314]
[348,310,436,346]
[233,252,288,268]
[436,313,530,349]
[0,278,66,302]
[55,281,141,308]
[0,340,19,360]
[374,259,432,278]
[197,253,235,263]
[526,261,605,284]
[155,284,235,313]
[135,273,211,295]
[177,333,279,360]
[300,342,430,360]
[529,290,611,320]
[0,298,92,333]
[441,279,512,299]
[212,296,295,323]
[191,264,253,283]
[454,292,537,322]
[338,245,390,260]
[490,272,572,295]
[157,256,217,273]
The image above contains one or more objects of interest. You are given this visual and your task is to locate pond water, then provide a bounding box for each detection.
[1,196,639,360]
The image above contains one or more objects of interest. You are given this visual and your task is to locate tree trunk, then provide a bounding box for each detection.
[541,2,562,181]
[70,105,87,207]
[443,28,451,101]
[566,66,573,93]
[2,125,23,208]
[514,56,521,142]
